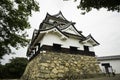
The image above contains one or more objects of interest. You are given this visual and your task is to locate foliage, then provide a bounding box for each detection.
[75,0,120,14]
[0,0,39,59]
[0,57,28,79]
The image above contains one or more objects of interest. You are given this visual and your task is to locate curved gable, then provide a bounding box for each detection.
[62,24,83,37]
[82,34,100,46]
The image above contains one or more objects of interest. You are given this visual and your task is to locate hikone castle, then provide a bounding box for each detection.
[21,12,101,80]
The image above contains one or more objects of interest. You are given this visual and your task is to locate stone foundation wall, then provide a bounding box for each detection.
[21,51,101,80]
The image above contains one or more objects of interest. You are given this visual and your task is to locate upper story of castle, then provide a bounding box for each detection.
[27,11,99,58]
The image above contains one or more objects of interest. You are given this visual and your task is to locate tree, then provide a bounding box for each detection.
[75,0,120,14]
[0,63,4,78]
[0,0,39,59]
[0,57,28,79]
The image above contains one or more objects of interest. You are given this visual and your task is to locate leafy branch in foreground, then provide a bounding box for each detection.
[75,0,120,14]
[0,0,39,59]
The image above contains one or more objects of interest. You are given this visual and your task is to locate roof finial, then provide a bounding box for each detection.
[59,11,62,14]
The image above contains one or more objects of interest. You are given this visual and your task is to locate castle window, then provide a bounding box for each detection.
[53,44,61,51]
[70,46,78,53]
[84,46,89,52]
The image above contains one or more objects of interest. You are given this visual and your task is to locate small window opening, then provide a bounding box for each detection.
[84,46,89,52]
[70,46,78,53]
[53,44,61,51]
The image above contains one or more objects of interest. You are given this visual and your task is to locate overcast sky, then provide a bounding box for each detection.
[1,0,120,64]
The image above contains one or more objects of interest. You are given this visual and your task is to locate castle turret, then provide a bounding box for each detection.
[26,11,99,59]
[21,12,100,80]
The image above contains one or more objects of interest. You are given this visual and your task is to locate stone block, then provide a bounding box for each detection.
[58,73,63,77]
[65,63,69,66]
[40,63,49,67]
[40,69,51,73]
[50,73,57,78]
[39,74,46,78]
[50,63,55,68]
[58,69,64,73]
[52,68,58,74]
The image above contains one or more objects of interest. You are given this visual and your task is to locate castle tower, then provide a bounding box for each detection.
[21,12,101,80]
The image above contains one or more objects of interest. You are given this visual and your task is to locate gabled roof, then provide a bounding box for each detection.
[45,12,71,23]
[63,32,84,40]
[52,11,69,21]
[61,24,86,39]
[82,34,100,46]
[87,34,100,46]
[39,26,68,38]
[39,11,75,30]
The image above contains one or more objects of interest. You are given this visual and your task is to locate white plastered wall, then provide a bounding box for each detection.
[99,60,120,74]
[40,32,94,51]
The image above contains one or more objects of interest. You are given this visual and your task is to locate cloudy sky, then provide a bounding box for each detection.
[1,0,120,64]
